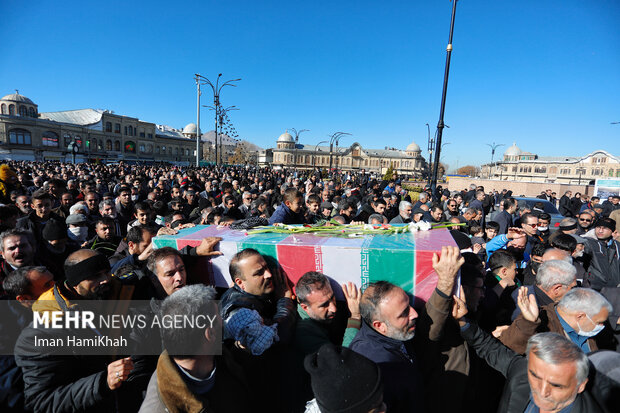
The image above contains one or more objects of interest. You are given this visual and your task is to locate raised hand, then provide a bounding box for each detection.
[342,282,361,320]
[451,285,468,322]
[517,286,539,322]
[507,227,526,240]
[432,246,465,296]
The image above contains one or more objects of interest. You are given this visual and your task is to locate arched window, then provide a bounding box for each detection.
[19,106,27,117]
[9,104,15,115]
[98,140,103,150]
[125,141,136,153]
[42,131,59,147]
[115,140,121,151]
[0,104,6,114]
[105,122,112,132]
[168,147,172,155]
[28,107,35,117]
[9,129,32,145]
[147,144,153,153]
[139,144,145,153]
[175,148,179,155]
[63,134,72,147]
[156,146,160,154]
[106,140,112,151]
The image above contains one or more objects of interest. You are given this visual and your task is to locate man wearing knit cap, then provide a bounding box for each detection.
[304,343,386,413]
[583,217,620,290]
[15,249,143,412]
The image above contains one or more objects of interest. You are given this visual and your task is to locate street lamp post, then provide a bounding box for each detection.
[486,142,505,164]
[204,104,239,165]
[313,140,328,169]
[194,73,241,166]
[328,132,351,172]
[430,0,459,200]
[289,128,309,171]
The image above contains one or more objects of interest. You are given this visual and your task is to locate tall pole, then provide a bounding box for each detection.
[430,0,458,200]
[214,97,219,166]
[313,140,328,168]
[328,132,351,172]
[195,74,201,167]
[426,123,433,185]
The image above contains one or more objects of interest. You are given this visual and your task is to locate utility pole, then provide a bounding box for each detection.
[430,0,459,200]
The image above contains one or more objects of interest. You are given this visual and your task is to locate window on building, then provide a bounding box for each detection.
[616,169,620,177]
[139,129,145,137]
[610,169,614,177]
[147,144,153,153]
[75,136,82,147]
[0,104,6,114]
[105,122,112,132]
[534,166,546,173]
[64,134,72,147]
[9,104,15,115]
[98,140,103,150]
[124,126,127,135]
[115,123,121,133]
[185,149,190,156]
[156,146,160,154]
[9,129,32,145]
[115,140,121,151]
[42,131,59,147]
[125,141,136,153]
[147,133,153,139]
[106,140,112,151]
[139,144,145,153]
[86,140,91,150]
[18,106,27,117]
[28,107,35,117]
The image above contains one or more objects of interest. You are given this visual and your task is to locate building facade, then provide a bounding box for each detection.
[0,92,197,164]
[270,132,427,177]
[481,142,620,184]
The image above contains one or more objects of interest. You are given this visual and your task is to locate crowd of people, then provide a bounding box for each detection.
[0,159,618,413]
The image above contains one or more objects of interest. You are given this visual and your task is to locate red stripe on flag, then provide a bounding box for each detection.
[276,244,320,287]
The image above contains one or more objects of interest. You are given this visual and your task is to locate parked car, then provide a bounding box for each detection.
[514,197,564,231]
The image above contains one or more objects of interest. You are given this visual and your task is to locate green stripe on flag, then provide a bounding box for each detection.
[366,234,416,296]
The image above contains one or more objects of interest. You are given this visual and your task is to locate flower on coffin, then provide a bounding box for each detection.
[408,221,432,233]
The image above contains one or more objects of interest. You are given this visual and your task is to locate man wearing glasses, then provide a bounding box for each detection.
[576,212,594,236]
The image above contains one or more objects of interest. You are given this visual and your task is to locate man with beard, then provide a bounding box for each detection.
[15,194,30,217]
[294,272,362,356]
[349,281,421,412]
[15,249,143,413]
[99,199,123,237]
[443,198,460,221]
[115,186,134,237]
[575,212,594,236]
[0,228,39,294]
[52,192,74,220]
[84,217,122,258]
[583,217,620,290]
[289,273,362,410]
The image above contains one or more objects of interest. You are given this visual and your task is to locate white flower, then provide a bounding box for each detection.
[417,221,432,231]
[363,224,375,231]
[407,222,418,233]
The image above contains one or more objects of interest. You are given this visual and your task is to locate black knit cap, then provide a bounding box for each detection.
[42,219,68,241]
[304,343,383,413]
[596,217,616,232]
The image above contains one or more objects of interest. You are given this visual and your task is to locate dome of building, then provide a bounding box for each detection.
[183,123,198,135]
[406,141,421,152]
[1,93,35,105]
[277,131,294,143]
[504,142,522,157]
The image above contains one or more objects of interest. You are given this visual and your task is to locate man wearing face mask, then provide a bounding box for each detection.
[583,217,620,291]
[37,219,80,279]
[498,287,611,354]
[66,214,90,244]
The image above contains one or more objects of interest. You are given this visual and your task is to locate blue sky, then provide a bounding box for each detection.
[1,0,619,170]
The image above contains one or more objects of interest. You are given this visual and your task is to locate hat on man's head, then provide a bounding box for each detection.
[43,219,68,241]
[304,343,383,413]
[66,214,88,225]
[412,208,425,216]
[596,217,616,232]
[320,201,333,210]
